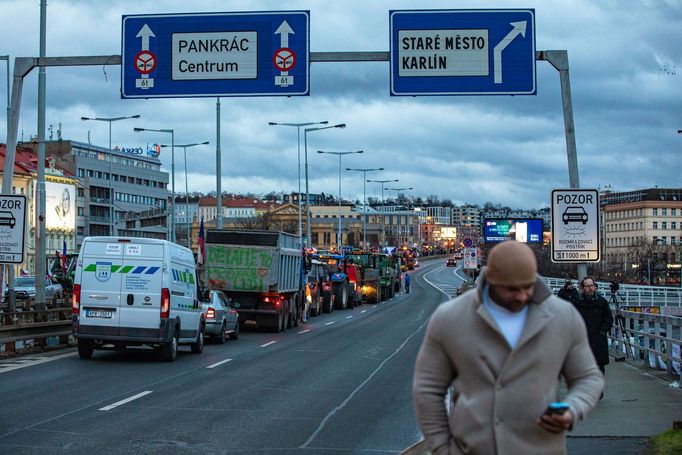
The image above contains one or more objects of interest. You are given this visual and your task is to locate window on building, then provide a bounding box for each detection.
[663,208,668,216]
[661,236,667,245]
[653,208,658,215]
[653,221,658,229]
[672,237,677,245]
[663,222,668,230]
[672,208,677,216]
[672,222,677,230]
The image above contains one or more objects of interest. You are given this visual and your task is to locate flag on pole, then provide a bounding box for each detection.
[62,240,67,272]
[197,217,205,265]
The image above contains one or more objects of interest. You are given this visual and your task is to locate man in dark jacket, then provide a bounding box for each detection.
[575,277,614,377]
[557,279,579,303]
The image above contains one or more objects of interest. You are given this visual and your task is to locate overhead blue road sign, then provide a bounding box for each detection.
[121,11,310,98]
[390,9,536,96]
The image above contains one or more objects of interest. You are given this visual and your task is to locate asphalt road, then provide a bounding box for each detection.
[0,259,461,454]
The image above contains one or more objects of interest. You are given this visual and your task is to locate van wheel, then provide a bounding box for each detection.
[77,341,93,359]
[162,330,179,362]
[191,326,205,354]
[216,322,227,344]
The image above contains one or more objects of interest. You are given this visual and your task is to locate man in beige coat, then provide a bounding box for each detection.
[413,241,604,455]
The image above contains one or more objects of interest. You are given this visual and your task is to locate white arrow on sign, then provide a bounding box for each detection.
[275,20,294,49]
[136,24,155,51]
[136,24,155,87]
[493,21,527,84]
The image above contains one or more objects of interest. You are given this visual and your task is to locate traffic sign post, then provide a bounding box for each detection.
[463,247,478,270]
[121,11,310,98]
[0,195,27,264]
[551,189,600,262]
[390,9,536,95]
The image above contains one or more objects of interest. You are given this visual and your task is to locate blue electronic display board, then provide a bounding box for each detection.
[483,218,544,243]
[121,11,309,98]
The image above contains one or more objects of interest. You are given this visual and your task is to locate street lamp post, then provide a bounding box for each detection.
[81,114,141,235]
[134,127,175,242]
[367,179,399,249]
[346,167,383,249]
[269,120,328,247]
[317,150,363,249]
[303,123,346,247]
[386,187,413,246]
[160,142,209,249]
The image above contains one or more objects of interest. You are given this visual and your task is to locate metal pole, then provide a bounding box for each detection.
[184,145,190,249]
[363,176,367,248]
[539,50,586,282]
[108,121,113,235]
[170,130,175,243]
[304,130,310,246]
[216,97,222,229]
[35,0,47,308]
[338,154,342,248]
[1,55,12,310]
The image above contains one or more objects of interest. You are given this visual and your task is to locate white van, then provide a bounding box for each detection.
[72,237,205,361]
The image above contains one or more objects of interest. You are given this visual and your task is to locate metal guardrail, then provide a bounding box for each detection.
[0,306,72,349]
[544,277,682,307]
[610,310,681,377]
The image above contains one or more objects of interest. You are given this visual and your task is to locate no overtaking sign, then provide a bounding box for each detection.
[0,195,27,264]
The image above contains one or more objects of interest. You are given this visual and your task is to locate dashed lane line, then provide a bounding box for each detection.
[324,322,335,326]
[206,358,233,369]
[99,391,153,411]
[345,316,353,319]
[260,341,277,348]
[298,329,311,334]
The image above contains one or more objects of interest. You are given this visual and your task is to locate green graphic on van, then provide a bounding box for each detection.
[172,269,195,285]
[85,263,161,283]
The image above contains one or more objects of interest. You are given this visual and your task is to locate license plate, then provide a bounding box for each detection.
[86,309,113,319]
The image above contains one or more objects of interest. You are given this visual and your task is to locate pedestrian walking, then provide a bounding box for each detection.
[575,277,614,379]
[404,272,411,294]
[557,279,580,304]
[413,241,603,455]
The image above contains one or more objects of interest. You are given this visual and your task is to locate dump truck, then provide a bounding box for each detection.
[204,229,303,332]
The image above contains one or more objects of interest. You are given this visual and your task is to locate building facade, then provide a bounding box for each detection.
[601,188,682,285]
[21,140,169,249]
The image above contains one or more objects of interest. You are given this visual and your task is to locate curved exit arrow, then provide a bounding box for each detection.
[493,21,527,84]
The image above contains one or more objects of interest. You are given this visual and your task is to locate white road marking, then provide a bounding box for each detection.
[298,329,311,334]
[301,316,431,448]
[325,321,335,326]
[360,310,367,313]
[345,316,353,319]
[0,352,76,374]
[206,358,233,369]
[260,341,277,348]
[99,391,153,411]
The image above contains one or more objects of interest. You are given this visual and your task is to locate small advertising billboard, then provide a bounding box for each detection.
[483,218,543,243]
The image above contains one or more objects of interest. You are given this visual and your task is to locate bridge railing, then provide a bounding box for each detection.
[609,310,681,377]
[544,277,682,308]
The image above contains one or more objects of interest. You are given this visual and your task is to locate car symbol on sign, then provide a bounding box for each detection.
[0,211,16,228]
[562,206,588,225]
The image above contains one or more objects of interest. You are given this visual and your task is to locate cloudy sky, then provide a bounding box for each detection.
[1,0,680,210]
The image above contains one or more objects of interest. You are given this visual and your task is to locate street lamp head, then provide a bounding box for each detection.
[131,115,141,119]
[268,122,277,126]
[356,150,364,154]
[334,123,346,129]
[320,121,329,125]
[133,127,145,132]
[80,117,90,121]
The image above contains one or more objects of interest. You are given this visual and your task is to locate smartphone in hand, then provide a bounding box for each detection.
[544,402,570,415]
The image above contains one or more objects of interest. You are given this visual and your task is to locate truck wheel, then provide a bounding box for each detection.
[281,308,288,332]
[333,282,348,310]
[293,296,300,327]
[217,322,227,344]
[162,329,179,362]
[271,310,283,333]
[77,341,94,359]
[322,293,332,313]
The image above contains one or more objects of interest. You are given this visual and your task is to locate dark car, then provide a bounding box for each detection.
[446,258,457,267]
[201,290,239,344]
[562,206,588,224]
[0,210,16,228]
